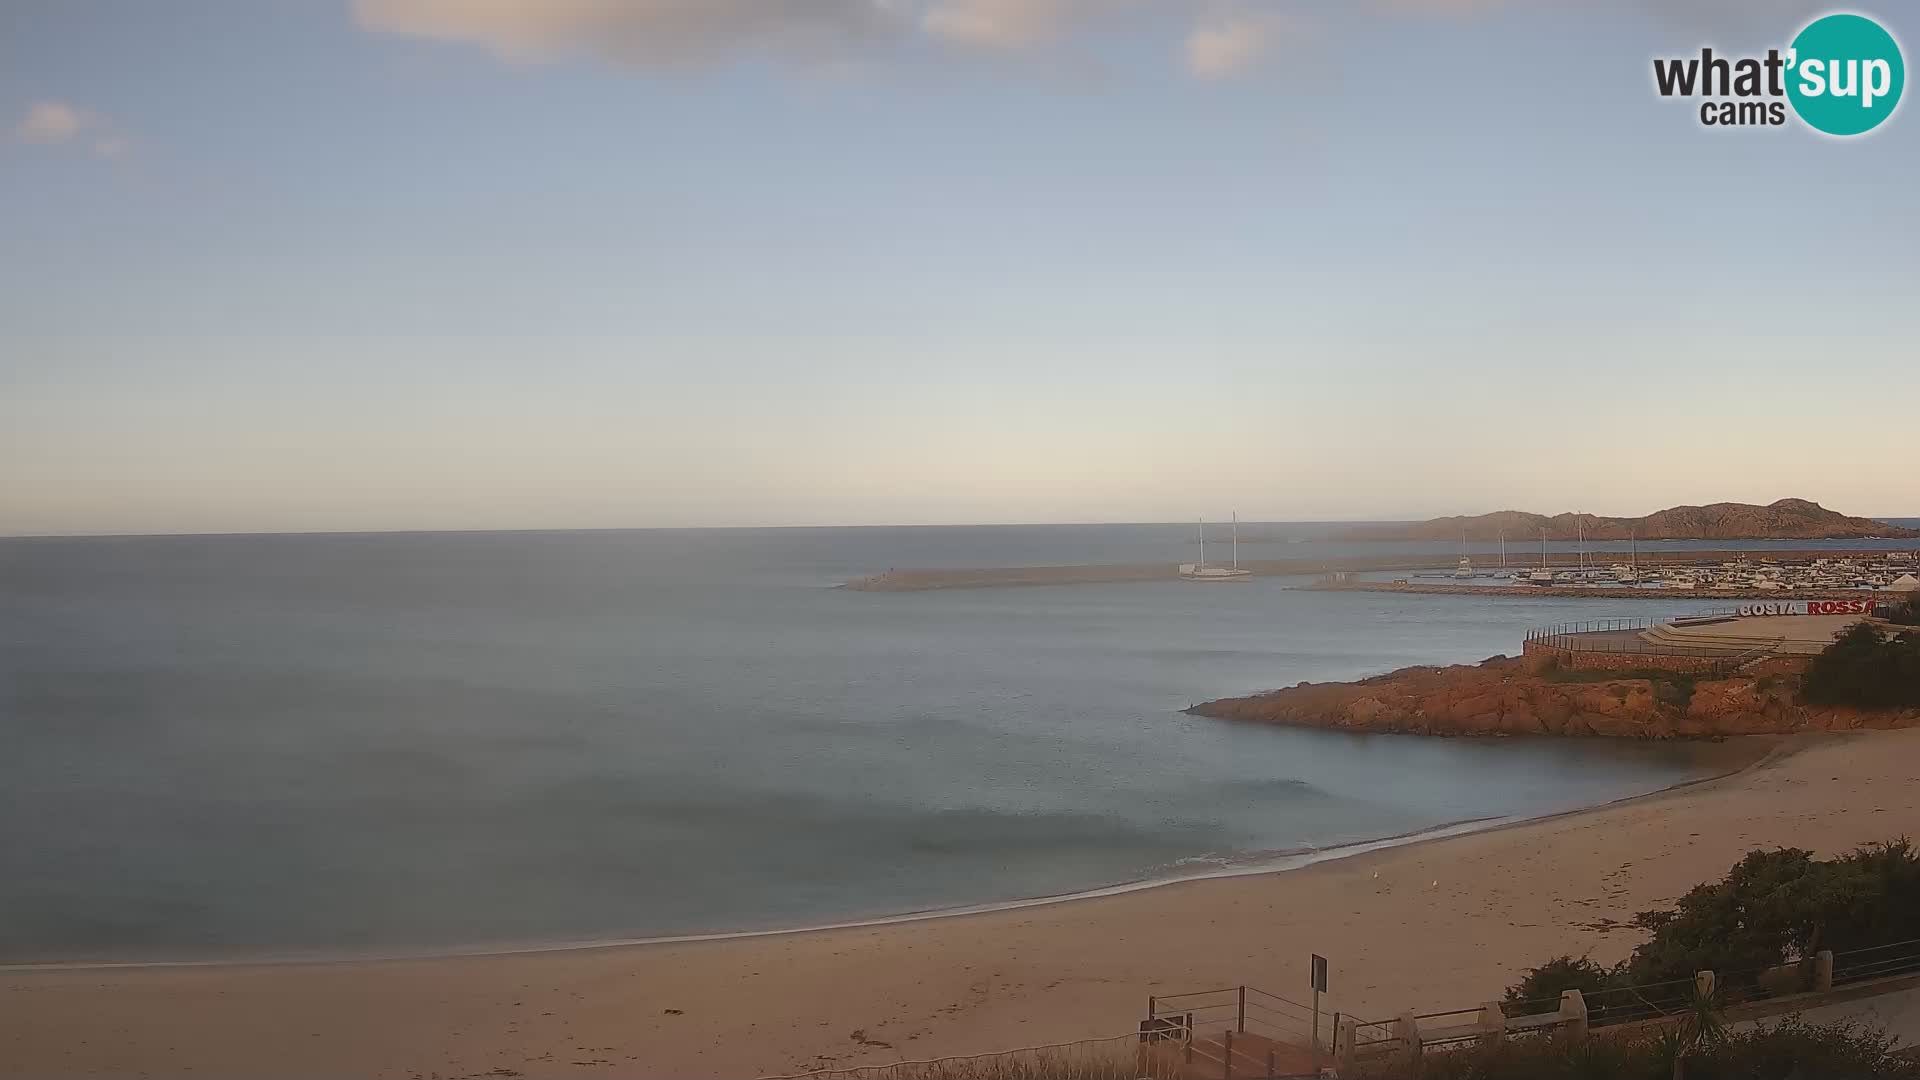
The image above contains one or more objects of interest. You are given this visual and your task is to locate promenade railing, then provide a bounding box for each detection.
[1145,984,1327,1078]
[1342,937,1920,1071]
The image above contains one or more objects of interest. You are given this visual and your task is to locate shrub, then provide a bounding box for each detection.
[1674,1015,1919,1080]
[1348,1016,1920,1079]
[1887,596,1920,627]
[1799,624,1920,708]
[1503,955,1617,1009]
[1624,846,1831,985]
[1500,840,1920,1002]
[1652,675,1695,709]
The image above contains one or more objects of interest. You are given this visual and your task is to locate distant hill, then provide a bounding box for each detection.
[1341,499,1920,542]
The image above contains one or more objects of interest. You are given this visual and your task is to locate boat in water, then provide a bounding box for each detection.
[1179,514,1253,580]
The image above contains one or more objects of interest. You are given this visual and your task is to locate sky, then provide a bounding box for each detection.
[2,1,1915,535]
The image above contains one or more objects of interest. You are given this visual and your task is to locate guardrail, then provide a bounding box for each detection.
[1339,938,1920,1073]
[1834,937,1920,985]
[1145,985,1326,1078]
[1529,619,1728,656]
[1523,618,1780,669]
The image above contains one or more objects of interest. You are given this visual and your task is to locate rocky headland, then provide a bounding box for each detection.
[1339,498,1916,543]
[1189,654,1920,739]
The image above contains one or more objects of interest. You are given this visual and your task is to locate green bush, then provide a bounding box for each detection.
[1652,675,1696,709]
[1687,1015,1920,1080]
[1503,840,1920,1002]
[1502,955,1616,1009]
[1350,1016,1920,1079]
[1799,623,1920,708]
[1887,596,1920,627]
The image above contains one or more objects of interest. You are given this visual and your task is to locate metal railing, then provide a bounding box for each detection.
[1148,985,1321,1044]
[1524,618,1779,667]
[1833,937,1920,985]
[1146,985,1326,1079]
[1586,975,1710,1027]
[1347,937,1920,1065]
[1405,1006,1490,1050]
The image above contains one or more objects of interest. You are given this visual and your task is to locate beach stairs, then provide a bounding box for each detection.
[1143,986,1326,1079]
[1638,622,1787,656]
[1181,1028,1318,1079]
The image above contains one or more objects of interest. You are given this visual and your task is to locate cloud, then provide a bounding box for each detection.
[921,0,1138,49]
[13,101,132,158]
[1184,12,1293,78]
[352,0,904,67]
[16,101,92,143]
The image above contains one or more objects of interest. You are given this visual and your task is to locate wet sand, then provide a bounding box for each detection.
[6,729,1919,1078]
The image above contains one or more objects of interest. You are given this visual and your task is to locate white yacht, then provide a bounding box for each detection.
[1179,514,1253,580]
[1524,530,1555,585]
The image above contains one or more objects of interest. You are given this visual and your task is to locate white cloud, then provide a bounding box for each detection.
[16,101,92,143]
[352,0,904,67]
[14,101,132,158]
[1184,12,1286,78]
[921,0,1135,49]
[341,0,1364,79]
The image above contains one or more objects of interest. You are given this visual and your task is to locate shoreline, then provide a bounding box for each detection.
[1306,580,1898,601]
[0,816,1505,974]
[0,739,1783,976]
[8,730,1913,1079]
[841,547,1917,592]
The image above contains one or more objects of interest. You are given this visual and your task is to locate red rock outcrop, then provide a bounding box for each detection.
[1191,655,1920,738]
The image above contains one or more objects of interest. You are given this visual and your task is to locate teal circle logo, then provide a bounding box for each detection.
[1786,13,1905,136]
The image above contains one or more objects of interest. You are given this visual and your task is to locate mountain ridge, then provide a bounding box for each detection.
[1340,499,1919,542]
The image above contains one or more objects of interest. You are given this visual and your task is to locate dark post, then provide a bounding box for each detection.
[1266,1047,1276,1080]
[1147,995,1156,1019]
[1311,953,1330,1074]
[1237,985,1246,1033]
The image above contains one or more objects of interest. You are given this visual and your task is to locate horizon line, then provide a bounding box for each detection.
[4,513,1917,544]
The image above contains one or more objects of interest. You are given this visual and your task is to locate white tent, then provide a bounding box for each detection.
[1890,573,1920,592]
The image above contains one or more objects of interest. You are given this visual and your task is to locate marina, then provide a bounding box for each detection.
[1399,550,1919,592]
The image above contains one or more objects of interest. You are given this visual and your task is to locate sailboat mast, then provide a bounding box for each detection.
[1232,512,1239,571]
[1197,518,1206,571]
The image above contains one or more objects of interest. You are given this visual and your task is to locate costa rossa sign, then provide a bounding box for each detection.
[1736,599,1877,616]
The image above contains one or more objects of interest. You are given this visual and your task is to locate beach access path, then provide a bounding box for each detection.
[4,730,1919,1079]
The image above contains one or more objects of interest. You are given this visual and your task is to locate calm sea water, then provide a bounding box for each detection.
[3,523,1916,964]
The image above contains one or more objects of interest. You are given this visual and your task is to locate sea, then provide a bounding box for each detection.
[3,522,1917,964]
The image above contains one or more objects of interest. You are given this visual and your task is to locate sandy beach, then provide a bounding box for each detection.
[5,729,1919,1079]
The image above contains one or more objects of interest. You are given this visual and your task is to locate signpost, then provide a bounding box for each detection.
[1311,954,1329,1071]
